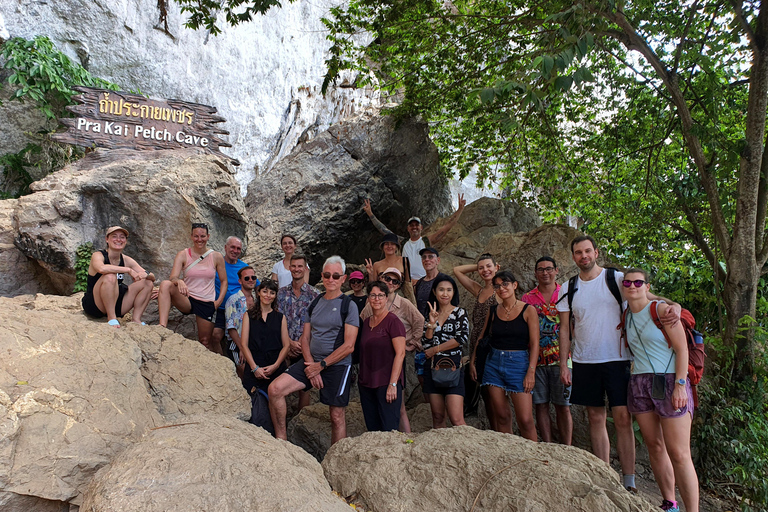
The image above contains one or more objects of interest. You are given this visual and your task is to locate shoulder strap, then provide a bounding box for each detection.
[307,293,324,320]
[649,301,672,348]
[181,249,214,279]
[423,236,430,247]
[100,249,110,264]
[605,268,624,313]
[403,256,411,280]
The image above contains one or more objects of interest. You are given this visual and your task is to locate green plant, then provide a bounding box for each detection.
[74,242,94,293]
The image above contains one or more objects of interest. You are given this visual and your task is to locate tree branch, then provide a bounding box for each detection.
[756,134,768,266]
[672,0,700,75]
[677,200,727,282]
[729,0,759,53]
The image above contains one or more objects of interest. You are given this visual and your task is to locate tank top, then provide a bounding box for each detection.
[626,303,676,375]
[490,303,530,351]
[86,250,125,295]
[184,248,216,301]
[470,291,497,350]
[245,310,286,391]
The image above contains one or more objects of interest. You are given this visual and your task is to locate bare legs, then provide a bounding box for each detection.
[93,274,154,324]
[429,393,466,428]
[158,279,218,353]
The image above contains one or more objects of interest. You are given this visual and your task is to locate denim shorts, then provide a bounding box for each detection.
[482,348,531,394]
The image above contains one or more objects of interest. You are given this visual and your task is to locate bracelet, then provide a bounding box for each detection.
[426,323,435,330]
[251,366,260,373]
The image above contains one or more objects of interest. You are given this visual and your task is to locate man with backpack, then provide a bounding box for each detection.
[268,256,360,444]
[557,236,680,493]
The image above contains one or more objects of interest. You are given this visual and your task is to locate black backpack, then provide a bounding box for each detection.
[557,267,623,339]
[307,293,354,355]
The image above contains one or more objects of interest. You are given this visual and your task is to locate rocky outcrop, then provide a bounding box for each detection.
[323,426,656,512]
[80,414,352,512]
[0,293,249,510]
[3,149,246,295]
[245,113,452,278]
[287,402,368,462]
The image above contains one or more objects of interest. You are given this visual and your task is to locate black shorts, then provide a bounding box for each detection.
[285,358,352,407]
[185,297,215,323]
[214,307,226,330]
[82,283,129,318]
[571,360,631,408]
[422,366,466,397]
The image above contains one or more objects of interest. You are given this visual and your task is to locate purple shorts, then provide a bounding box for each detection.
[627,373,694,419]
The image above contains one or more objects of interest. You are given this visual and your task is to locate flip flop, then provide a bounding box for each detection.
[107,319,120,328]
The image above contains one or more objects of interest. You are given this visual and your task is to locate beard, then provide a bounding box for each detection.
[577,259,596,272]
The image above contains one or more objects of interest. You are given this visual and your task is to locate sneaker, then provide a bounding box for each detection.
[660,499,679,512]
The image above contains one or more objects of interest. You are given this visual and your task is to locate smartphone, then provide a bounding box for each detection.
[652,374,666,400]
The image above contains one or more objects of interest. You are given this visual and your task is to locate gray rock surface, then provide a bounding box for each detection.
[245,113,452,279]
[322,426,656,512]
[6,149,246,294]
[287,402,368,462]
[80,414,352,512]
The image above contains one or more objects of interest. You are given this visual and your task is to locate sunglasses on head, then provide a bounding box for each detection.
[349,279,364,284]
[381,275,401,285]
[242,275,257,281]
[622,279,647,288]
[191,223,208,230]
[322,272,344,280]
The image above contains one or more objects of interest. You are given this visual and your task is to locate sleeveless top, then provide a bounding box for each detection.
[490,303,530,351]
[244,310,286,391]
[184,248,216,301]
[470,291,497,351]
[626,303,676,375]
[86,249,125,295]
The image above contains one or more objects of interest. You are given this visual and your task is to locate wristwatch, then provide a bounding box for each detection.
[676,378,686,386]
[320,360,327,369]
[389,382,397,387]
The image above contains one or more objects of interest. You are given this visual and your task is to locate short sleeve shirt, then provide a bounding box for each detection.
[215,259,250,308]
[224,290,247,341]
[358,313,407,388]
[305,295,360,365]
[277,283,320,341]
[521,284,562,366]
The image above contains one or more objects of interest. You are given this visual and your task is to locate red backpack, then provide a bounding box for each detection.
[620,301,706,407]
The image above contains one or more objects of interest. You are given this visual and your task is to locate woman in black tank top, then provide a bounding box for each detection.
[474,271,540,441]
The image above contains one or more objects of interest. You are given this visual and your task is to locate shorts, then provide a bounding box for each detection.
[570,360,630,408]
[482,348,530,394]
[414,351,426,376]
[184,296,215,323]
[82,283,129,318]
[422,364,465,397]
[285,358,352,407]
[532,365,571,406]
[627,374,694,419]
[214,307,226,330]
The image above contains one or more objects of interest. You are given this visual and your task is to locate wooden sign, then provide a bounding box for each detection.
[52,86,239,165]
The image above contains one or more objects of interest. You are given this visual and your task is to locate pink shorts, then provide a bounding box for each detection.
[627,373,694,419]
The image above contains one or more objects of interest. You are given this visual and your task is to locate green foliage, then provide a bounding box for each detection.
[174,0,294,34]
[0,36,119,119]
[694,321,768,510]
[0,137,82,198]
[74,243,94,293]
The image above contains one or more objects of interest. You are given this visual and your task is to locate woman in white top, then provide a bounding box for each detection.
[270,234,309,288]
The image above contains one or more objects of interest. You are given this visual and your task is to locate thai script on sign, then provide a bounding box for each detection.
[98,93,194,125]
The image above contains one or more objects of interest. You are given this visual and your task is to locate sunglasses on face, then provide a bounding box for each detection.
[422,254,436,260]
[349,279,364,284]
[368,293,387,300]
[536,267,556,273]
[322,272,343,280]
[242,276,257,281]
[492,281,514,290]
[381,275,401,285]
[622,279,647,288]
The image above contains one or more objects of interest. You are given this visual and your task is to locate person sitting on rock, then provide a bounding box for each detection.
[158,223,227,352]
[212,236,253,358]
[225,265,259,380]
[364,233,417,305]
[345,270,368,313]
[268,256,359,445]
[82,226,155,327]
[362,194,466,283]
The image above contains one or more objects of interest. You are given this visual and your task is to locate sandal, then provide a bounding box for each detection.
[107,319,120,328]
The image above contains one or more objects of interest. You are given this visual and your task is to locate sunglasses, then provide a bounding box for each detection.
[349,279,364,284]
[322,272,344,280]
[422,254,437,260]
[368,293,387,300]
[191,223,208,230]
[242,276,257,281]
[381,275,401,285]
[535,267,556,273]
[492,281,514,290]
[622,279,647,288]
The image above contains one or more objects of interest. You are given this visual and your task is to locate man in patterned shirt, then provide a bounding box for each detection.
[276,254,319,410]
[521,256,573,445]
[225,266,258,380]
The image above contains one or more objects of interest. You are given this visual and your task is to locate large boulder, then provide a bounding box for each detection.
[80,414,352,512]
[323,427,656,512]
[6,149,247,294]
[287,402,368,462]
[0,293,249,510]
[244,112,452,279]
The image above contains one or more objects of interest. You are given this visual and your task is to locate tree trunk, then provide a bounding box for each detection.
[722,257,759,382]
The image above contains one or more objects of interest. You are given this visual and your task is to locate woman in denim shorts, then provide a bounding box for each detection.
[471,271,539,440]
[623,269,698,512]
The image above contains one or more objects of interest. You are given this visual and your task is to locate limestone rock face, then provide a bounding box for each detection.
[287,402,368,462]
[322,427,656,512]
[245,113,452,278]
[80,414,352,512]
[0,293,249,510]
[7,149,246,294]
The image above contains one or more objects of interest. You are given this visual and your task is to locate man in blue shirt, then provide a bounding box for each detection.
[213,236,256,357]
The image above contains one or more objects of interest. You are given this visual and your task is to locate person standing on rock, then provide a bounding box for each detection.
[271,234,309,288]
[345,270,368,313]
[521,256,573,445]
[158,223,228,353]
[82,226,155,327]
[269,256,360,445]
[364,233,417,305]
[225,266,259,379]
[362,195,466,283]
[557,235,680,493]
[276,254,320,412]
[212,236,253,358]
[413,247,448,316]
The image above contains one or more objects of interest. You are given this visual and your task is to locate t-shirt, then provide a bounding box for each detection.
[402,237,426,280]
[215,259,250,310]
[358,313,407,388]
[304,295,360,365]
[277,283,320,341]
[556,268,627,364]
[414,272,448,316]
[521,285,563,366]
[272,260,310,288]
[348,293,368,314]
[626,302,676,375]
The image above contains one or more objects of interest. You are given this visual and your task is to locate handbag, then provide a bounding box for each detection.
[431,356,461,388]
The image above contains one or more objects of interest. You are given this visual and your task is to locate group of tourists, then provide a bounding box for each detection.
[81,197,698,512]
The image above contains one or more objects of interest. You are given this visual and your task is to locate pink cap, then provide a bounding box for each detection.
[381,267,402,279]
[349,271,365,280]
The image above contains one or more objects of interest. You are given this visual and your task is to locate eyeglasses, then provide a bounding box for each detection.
[381,275,401,285]
[322,272,343,280]
[242,276,257,281]
[492,281,514,290]
[191,223,208,230]
[368,293,387,300]
[421,254,436,260]
[536,267,556,273]
[349,279,364,284]
[622,279,647,288]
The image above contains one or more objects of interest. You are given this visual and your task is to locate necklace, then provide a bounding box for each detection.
[369,311,387,330]
[501,299,518,317]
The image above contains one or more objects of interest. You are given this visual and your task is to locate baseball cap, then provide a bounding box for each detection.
[106,226,129,237]
[407,217,422,225]
[381,267,403,279]
[349,271,365,280]
[419,247,439,257]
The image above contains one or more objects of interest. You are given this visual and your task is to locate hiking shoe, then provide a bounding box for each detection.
[625,486,638,495]
[660,499,679,512]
